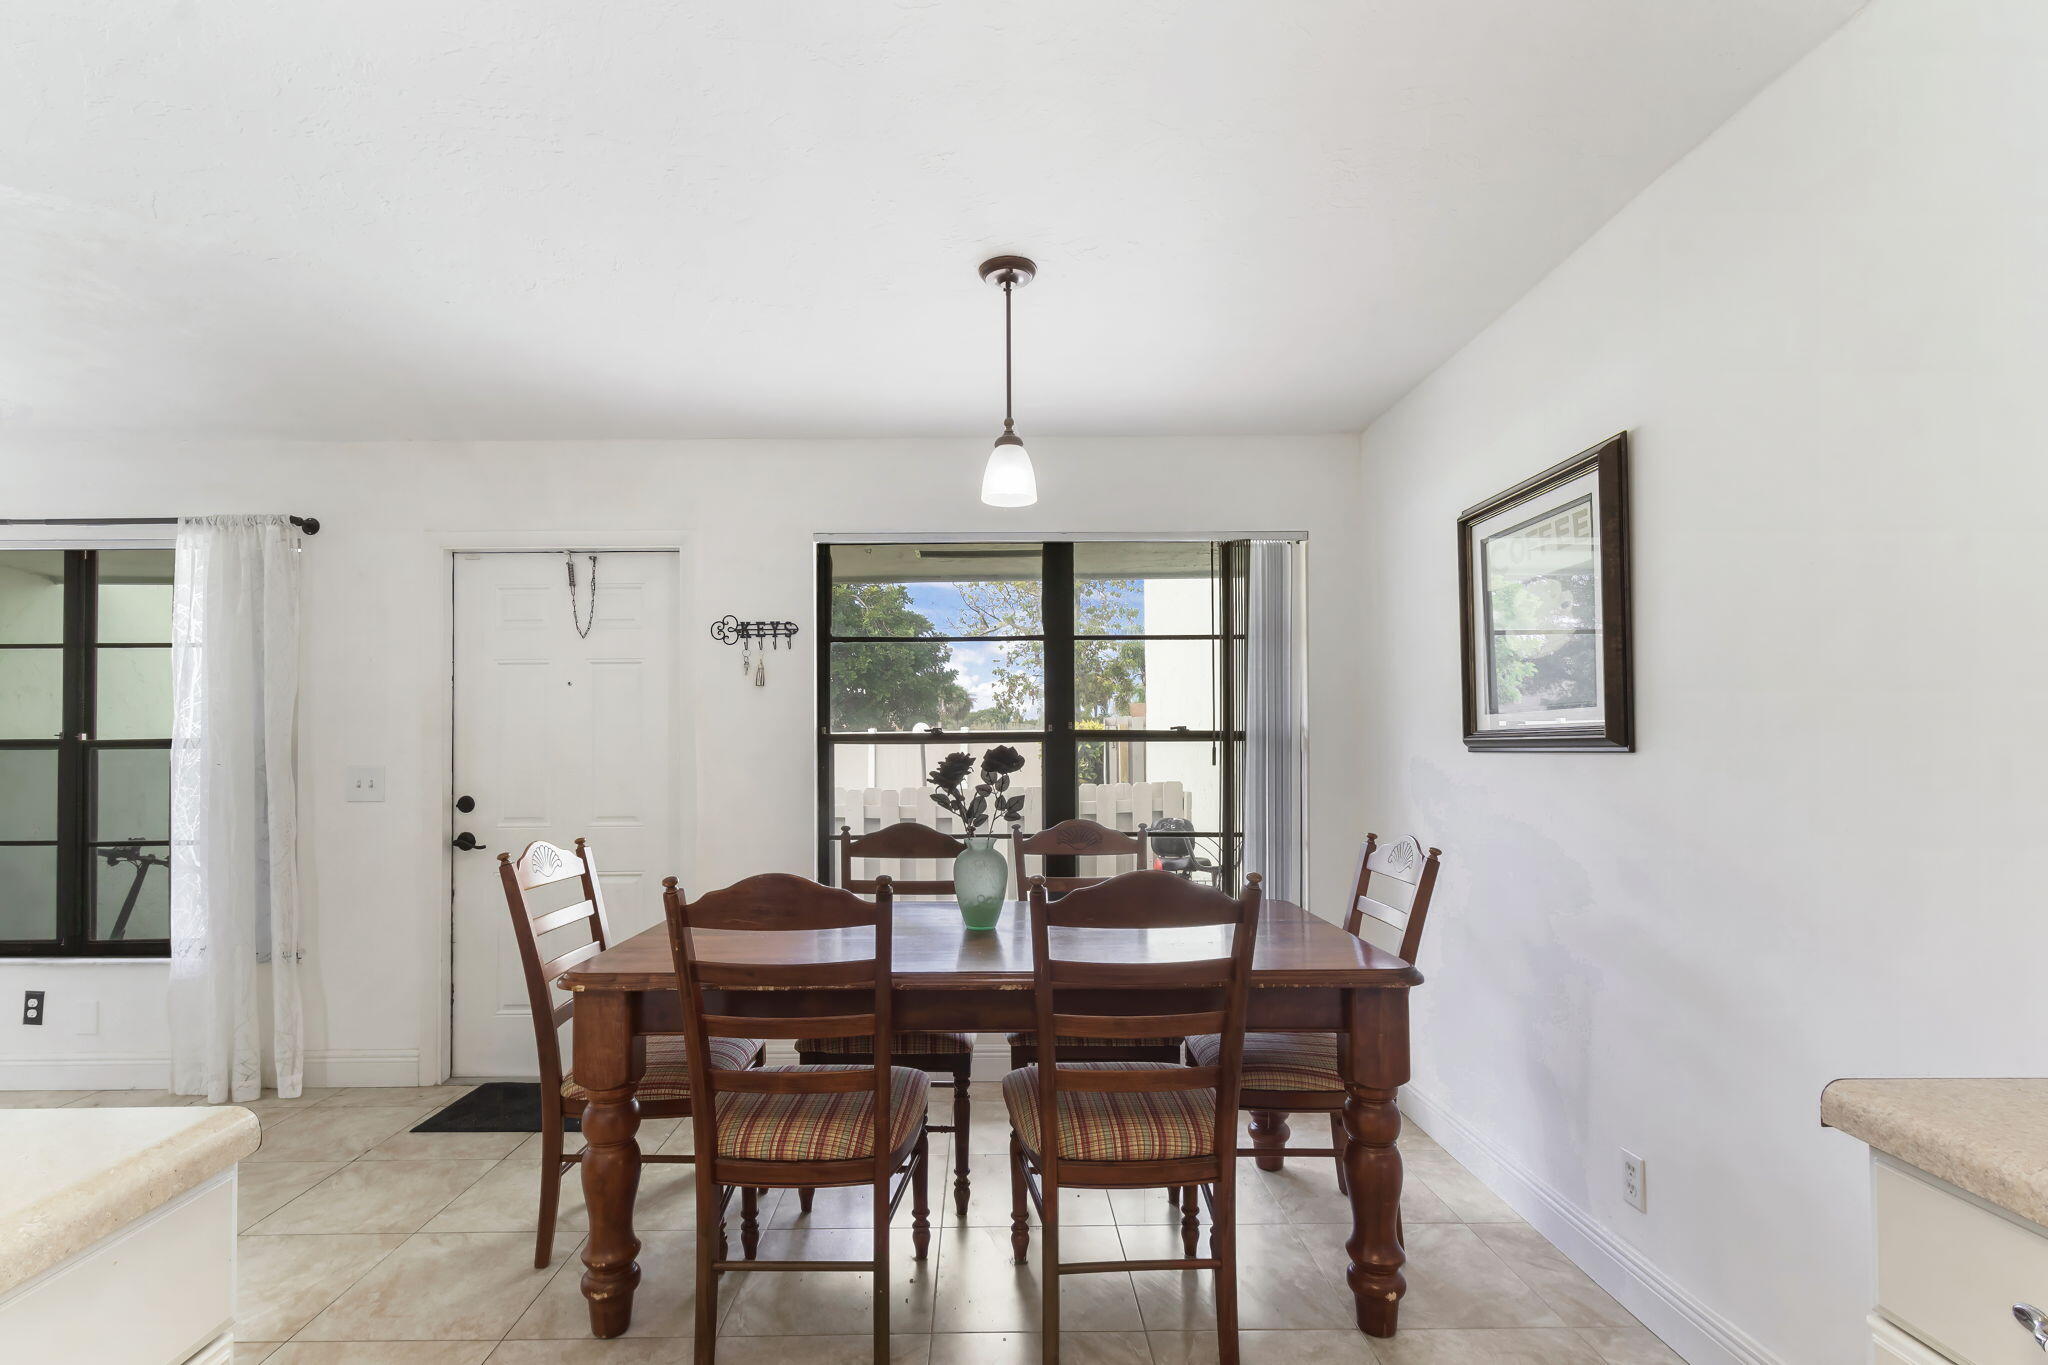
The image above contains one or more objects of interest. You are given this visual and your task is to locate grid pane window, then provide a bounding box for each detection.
[820,541,1247,892]
[0,749,59,839]
[826,643,1044,730]
[94,849,170,941]
[0,550,66,644]
[95,748,171,841]
[0,847,57,942]
[0,547,173,956]
[0,649,63,737]
[830,740,1049,839]
[1077,637,1217,732]
[97,550,175,643]
[1073,541,1219,636]
[829,543,1043,638]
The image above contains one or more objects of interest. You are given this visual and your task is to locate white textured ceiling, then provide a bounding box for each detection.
[1,1,1863,440]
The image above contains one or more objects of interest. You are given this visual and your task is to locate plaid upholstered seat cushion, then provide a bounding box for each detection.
[796,1031,975,1056]
[563,1033,761,1102]
[1185,1031,1343,1093]
[713,1066,929,1162]
[1002,1063,1216,1163]
[1006,1032,1182,1050]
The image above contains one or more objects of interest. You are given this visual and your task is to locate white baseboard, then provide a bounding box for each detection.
[1400,1086,1782,1365]
[0,1052,171,1090]
[302,1049,422,1088]
[0,1047,424,1092]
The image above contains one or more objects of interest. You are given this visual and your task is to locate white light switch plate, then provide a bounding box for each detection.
[346,767,386,802]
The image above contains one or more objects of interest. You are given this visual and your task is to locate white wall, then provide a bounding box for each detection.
[1355,2,2048,1361]
[0,436,1361,1089]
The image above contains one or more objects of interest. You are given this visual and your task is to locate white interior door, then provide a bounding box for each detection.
[451,550,678,1079]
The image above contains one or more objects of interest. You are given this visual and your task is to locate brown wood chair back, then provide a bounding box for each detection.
[835,821,972,896]
[1026,869,1262,1183]
[663,872,902,1185]
[1014,818,1150,897]
[1344,832,1444,965]
[497,837,615,1096]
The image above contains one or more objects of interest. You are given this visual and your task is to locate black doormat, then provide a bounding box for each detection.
[411,1081,572,1134]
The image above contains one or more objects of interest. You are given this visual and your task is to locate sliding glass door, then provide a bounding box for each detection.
[816,540,1246,890]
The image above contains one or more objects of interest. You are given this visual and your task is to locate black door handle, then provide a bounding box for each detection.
[453,832,486,851]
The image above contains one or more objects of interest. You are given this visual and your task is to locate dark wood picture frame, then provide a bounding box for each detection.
[1457,432,1633,752]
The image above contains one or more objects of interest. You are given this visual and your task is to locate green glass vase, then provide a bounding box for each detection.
[953,835,1009,931]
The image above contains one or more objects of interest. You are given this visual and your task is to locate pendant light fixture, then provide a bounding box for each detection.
[978,254,1038,507]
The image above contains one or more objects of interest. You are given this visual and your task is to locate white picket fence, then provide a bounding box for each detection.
[832,781,1189,891]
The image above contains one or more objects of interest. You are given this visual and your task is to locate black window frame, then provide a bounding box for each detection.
[815,539,1248,889]
[0,548,172,958]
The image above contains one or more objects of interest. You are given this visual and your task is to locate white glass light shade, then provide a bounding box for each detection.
[980,434,1037,507]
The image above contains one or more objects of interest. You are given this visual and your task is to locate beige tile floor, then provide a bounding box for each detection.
[6,1086,1686,1364]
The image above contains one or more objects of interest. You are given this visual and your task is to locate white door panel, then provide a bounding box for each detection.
[452,551,678,1079]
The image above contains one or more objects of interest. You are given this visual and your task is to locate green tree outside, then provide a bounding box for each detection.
[828,584,972,729]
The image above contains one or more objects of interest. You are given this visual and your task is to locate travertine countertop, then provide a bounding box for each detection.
[0,1104,259,1297]
[1822,1077,2048,1228]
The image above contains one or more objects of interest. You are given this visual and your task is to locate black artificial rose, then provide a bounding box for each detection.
[928,752,975,788]
[980,744,1026,776]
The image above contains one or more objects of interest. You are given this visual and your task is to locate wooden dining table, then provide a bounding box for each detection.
[561,896,1421,1339]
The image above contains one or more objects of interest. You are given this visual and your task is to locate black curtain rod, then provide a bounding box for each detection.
[0,515,320,535]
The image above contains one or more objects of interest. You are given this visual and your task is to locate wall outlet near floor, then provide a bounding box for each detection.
[346,766,386,802]
[1622,1149,1647,1211]
[22,990,45,1026]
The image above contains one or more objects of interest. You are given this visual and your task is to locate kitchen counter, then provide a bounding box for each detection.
[0,1104,259,1298]
[1822,1077,2048,1229]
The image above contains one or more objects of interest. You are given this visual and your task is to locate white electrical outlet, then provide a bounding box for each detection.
[1622,1150,1647,1212]
[346,767,386,802]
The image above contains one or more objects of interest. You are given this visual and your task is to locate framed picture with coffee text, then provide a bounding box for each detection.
[1457,433,1633,752]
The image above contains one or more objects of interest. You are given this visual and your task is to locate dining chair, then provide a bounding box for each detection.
[664,871,933,1365]
[1006,819,1182,1071]
[497,837,763,1268]
[799,821,983,1215]
[1006,869,1263,1365]
[1011,817,1151,898]
[1185,833,1443,1182]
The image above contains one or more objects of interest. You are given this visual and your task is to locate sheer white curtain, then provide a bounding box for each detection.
[1240,540,1306,903]
[169,515,304,1102]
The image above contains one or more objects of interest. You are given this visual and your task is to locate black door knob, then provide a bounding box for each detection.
[453,831,486,851]
[455,795,476,813]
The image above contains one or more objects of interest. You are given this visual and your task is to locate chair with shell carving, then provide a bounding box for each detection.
[1184,832,1443,1182]
[497,837,763,1268]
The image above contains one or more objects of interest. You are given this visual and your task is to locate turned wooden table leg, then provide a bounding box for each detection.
[574,991,643,1338]
[952,1071,973,1218]
[1247,1108,1292,1172]
[1341,986,1411,1337]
